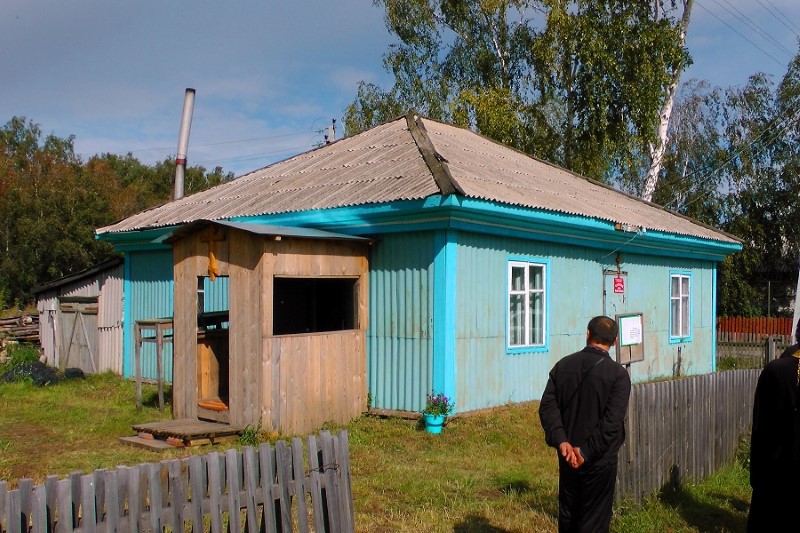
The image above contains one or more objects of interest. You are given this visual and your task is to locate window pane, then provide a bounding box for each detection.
[511,266,525,291]
[530,292,544,345]
[681,295,689,336]
[509,294,524,345]
[671,299,680,337]
[529,265,543,290]
[671,276,679,296]
[681,276,689,296]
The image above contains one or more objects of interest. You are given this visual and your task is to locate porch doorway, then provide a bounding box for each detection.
[196,275,230,423]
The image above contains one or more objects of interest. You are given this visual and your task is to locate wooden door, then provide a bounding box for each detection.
[58,297,98,372]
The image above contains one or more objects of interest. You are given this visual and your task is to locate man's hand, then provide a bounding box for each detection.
[559,441,576,466]
[571,447,586,469]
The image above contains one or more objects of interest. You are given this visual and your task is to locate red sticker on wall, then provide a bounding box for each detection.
[613,276,625,294]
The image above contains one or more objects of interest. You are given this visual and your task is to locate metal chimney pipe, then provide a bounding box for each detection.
[174,88,196,200]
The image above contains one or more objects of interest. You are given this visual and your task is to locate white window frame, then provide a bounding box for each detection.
[670,272,691,341]
[507,260,547,349]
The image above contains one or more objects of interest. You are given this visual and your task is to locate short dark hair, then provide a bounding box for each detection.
[588,315,618,346]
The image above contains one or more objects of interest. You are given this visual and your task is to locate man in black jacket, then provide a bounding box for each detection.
[539,315,632,533]
[746,319,800,532]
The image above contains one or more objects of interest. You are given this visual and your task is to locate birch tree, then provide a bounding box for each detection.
[641,0,694,202]
[347,0,687,182]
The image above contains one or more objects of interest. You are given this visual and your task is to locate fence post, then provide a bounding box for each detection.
[765,335,777,364]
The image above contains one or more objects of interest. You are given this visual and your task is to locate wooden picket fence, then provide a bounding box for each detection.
[616,369,759,504]
[0,430,353,533]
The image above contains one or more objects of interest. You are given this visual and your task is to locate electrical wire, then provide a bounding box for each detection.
[695,0,789,68]
[708,0,796,59]
[759,0,800,36]
[126,129,326,156]
[663,91,800,211]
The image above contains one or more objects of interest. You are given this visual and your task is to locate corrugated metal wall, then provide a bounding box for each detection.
[203,276,230,313]
[126,250,175,380]
[36,262,123,373]
[455,233,586,411]
[367,232,436,412]
[454,231,717,412]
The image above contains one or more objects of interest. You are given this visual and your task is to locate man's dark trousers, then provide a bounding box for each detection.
[558,458,617,533]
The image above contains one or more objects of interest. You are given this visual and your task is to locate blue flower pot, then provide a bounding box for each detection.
[423,413,445,434]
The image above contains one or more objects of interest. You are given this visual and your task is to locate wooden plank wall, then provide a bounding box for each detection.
[0,430,354,533]
[616,369,760,503]
[268,331,367,434]
[228,230,264,429]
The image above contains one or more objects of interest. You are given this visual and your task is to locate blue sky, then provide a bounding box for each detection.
[1,0,798,177]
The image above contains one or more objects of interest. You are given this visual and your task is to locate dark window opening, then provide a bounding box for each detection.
[273,277,357,335]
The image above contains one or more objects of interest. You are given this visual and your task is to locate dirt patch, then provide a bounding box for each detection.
[0,422,64,485]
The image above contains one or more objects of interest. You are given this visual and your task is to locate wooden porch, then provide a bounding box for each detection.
[120,419,242,450]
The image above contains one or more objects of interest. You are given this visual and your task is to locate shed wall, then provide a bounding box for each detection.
[172,226,369,434]
[36,262,124,373]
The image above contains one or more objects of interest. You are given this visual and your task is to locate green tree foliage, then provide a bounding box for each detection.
[345,0,686,182]
[648,62,800,316]
[0,117,232,309]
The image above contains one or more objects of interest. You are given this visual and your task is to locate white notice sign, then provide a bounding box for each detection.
[619,314,643,346]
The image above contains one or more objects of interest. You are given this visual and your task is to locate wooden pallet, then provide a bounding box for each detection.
[121,418,242,449]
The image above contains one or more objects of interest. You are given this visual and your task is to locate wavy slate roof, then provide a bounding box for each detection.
[96,113,738,244]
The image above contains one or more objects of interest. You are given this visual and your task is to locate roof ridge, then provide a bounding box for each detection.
[404,111,464,195]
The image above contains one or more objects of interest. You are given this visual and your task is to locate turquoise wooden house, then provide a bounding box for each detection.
[96,112,742,433]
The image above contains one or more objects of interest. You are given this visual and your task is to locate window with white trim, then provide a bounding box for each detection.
[508,261,546,348]
[670,273,690,339]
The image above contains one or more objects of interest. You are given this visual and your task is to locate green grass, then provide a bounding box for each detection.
[0,374,752,532]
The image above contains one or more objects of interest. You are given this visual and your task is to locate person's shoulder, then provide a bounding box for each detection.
[762,351,800,376]
[779,344,800,359]
[610,360,631,381]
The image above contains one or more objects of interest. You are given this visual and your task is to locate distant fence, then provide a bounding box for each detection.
[0,430,353,533]
[616,369,759,503]
[717,316,795,367]
[717,316,793,336]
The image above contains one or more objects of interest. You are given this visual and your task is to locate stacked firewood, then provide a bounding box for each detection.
[0,314,39,343]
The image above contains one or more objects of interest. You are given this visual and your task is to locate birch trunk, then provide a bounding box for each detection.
[641,0,694,203]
